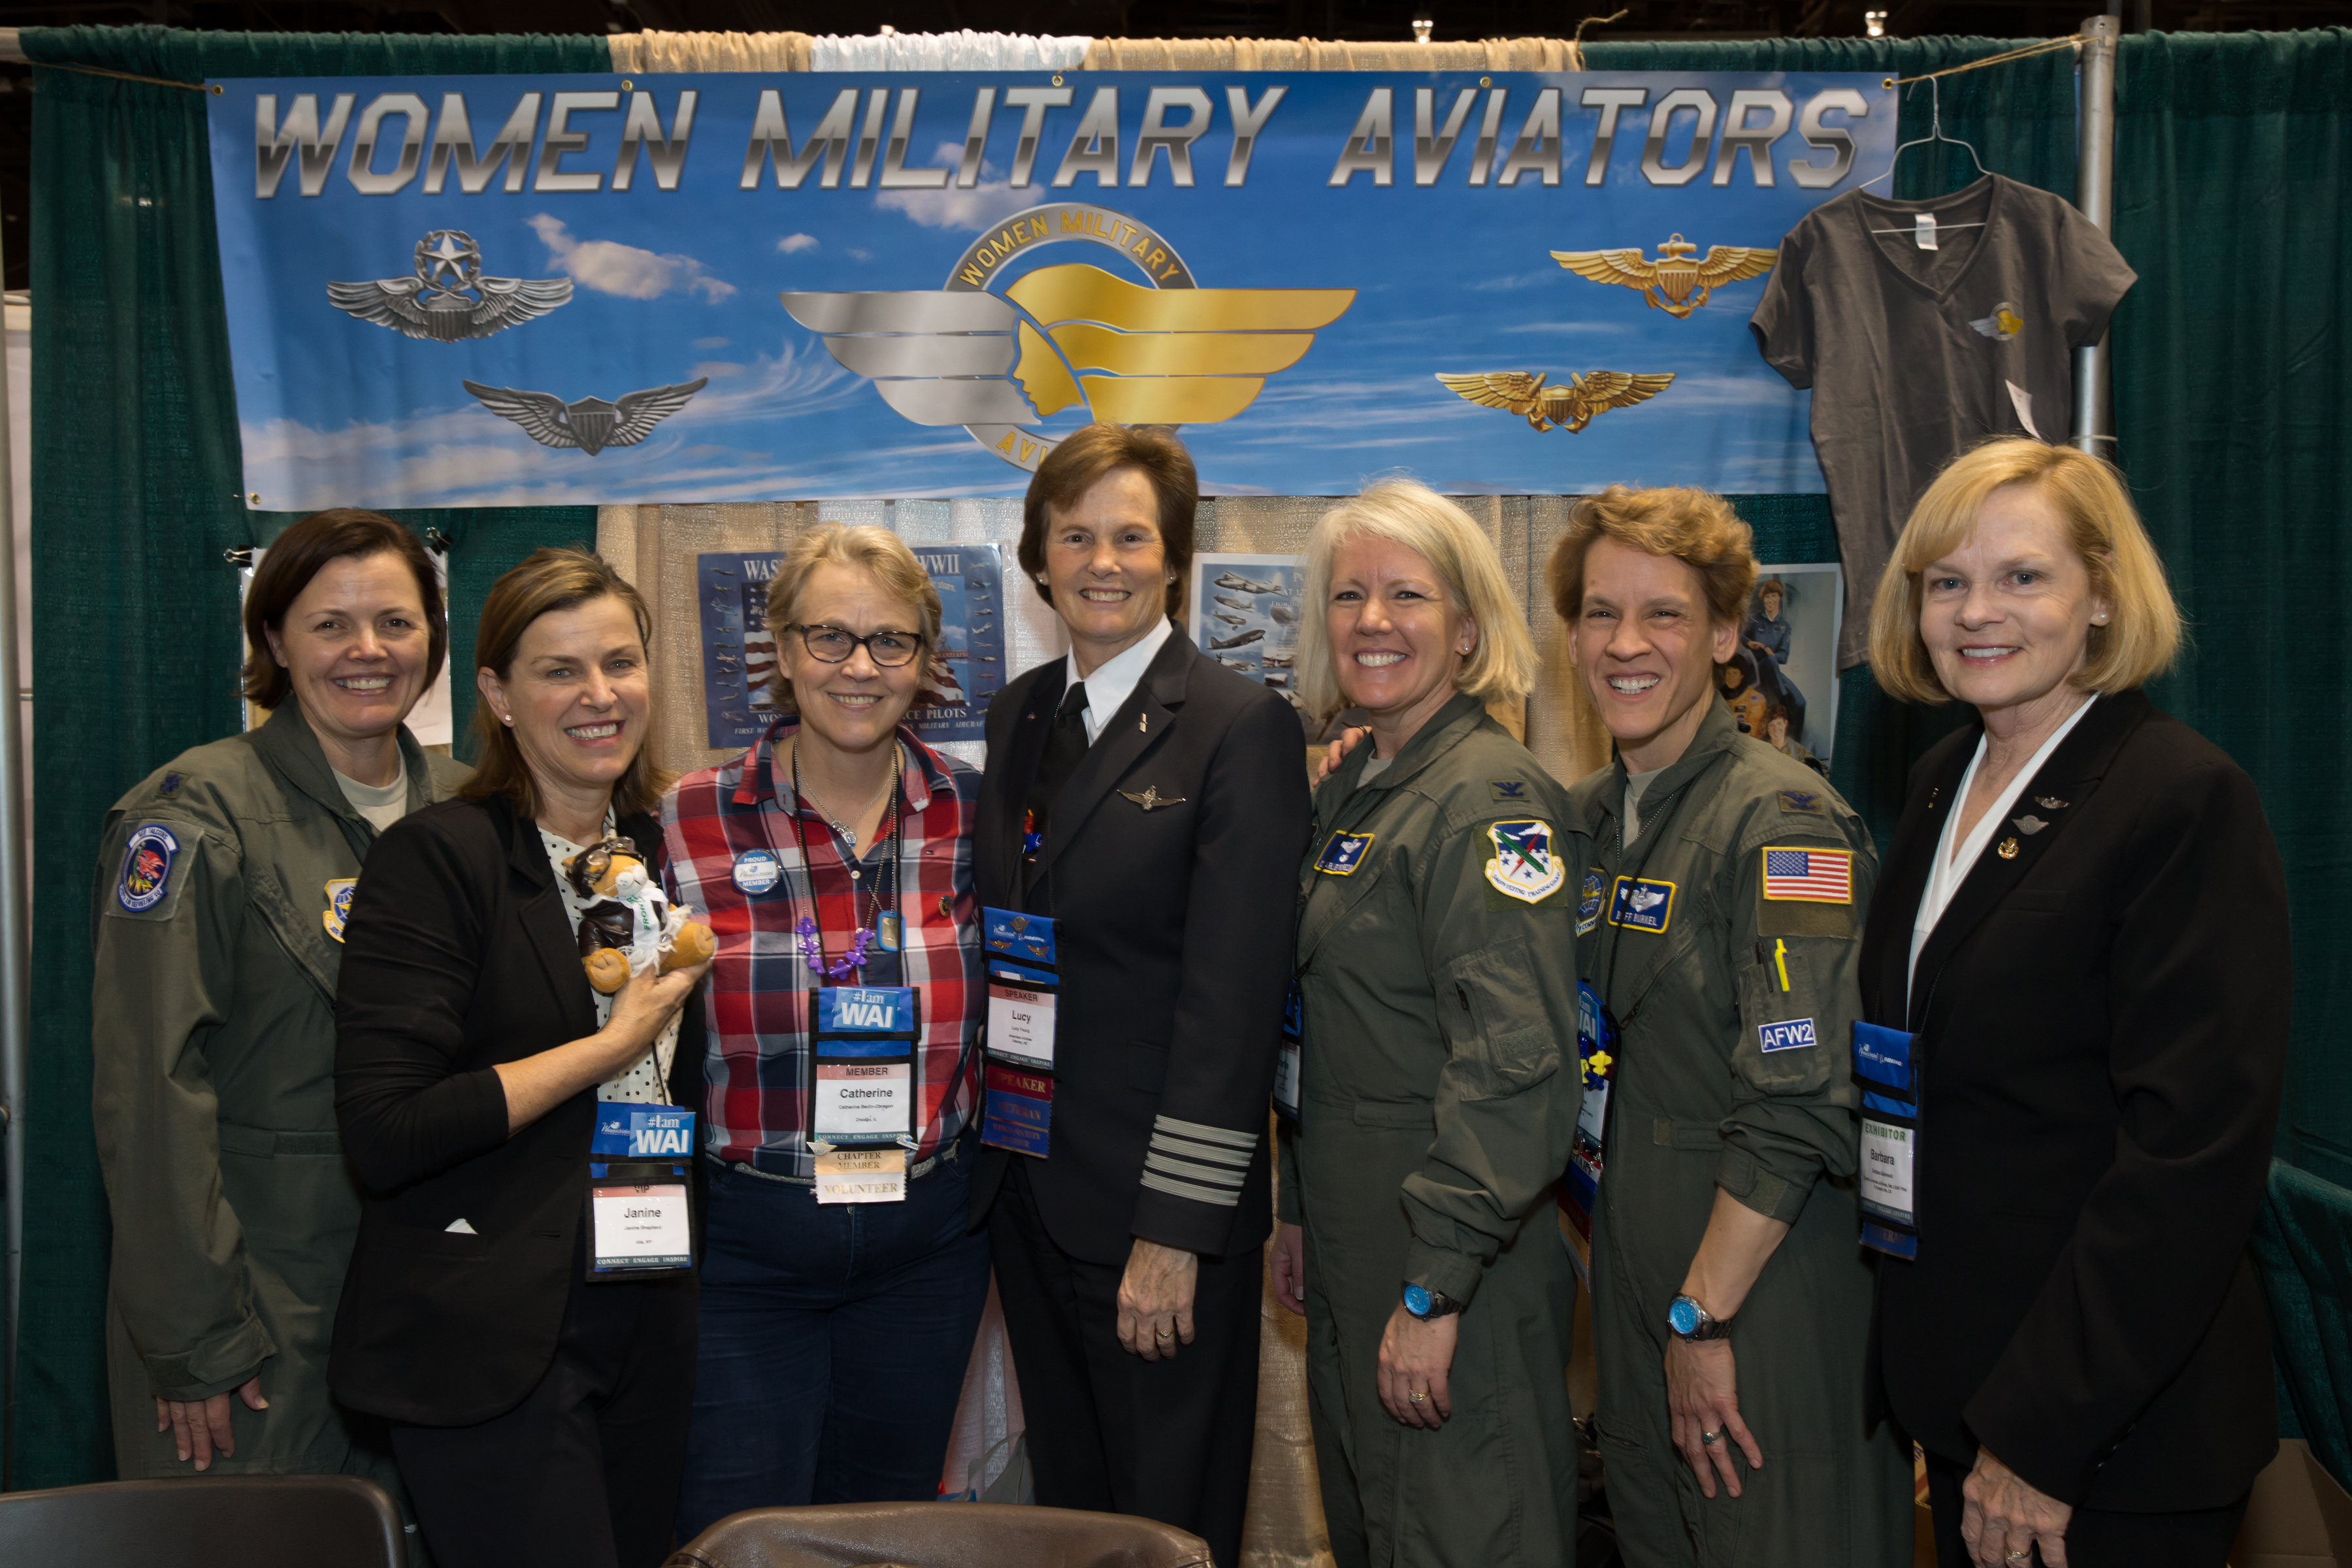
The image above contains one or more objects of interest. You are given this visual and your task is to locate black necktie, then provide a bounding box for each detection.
[1022,682,1090,905]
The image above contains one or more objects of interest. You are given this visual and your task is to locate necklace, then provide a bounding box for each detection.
[789,737,904,982]
[791,736,897,849]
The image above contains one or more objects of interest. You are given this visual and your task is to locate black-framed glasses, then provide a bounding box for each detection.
[787,623,926,667]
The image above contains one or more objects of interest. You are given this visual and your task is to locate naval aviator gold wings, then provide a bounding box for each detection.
[1549,235,1778,319]
[781,262,1354,429]
[1436,370,1676,434]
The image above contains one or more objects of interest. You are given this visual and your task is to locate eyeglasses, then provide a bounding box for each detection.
[787,623,926,668]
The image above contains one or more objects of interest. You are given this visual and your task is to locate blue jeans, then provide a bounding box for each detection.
[675,1145,990,1541]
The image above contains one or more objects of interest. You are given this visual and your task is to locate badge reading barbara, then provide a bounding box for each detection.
[1484,819,1565,903]
[322,878,357,943]
[116,823,181,914]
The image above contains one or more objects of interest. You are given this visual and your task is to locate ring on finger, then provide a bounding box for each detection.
[1155,1327,1174,1340]
[1699,1429,1722,1445]
[1407,1389,1428,1403]
[2004,1554,2030,1565]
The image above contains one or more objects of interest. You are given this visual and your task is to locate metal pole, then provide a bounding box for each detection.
[2072,14,2121,455]
[0,191,28,1490]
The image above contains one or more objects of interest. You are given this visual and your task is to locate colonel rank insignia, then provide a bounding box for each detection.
[1485,820,1565,904]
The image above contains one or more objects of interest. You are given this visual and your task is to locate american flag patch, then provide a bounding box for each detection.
[1761,846,1853,904]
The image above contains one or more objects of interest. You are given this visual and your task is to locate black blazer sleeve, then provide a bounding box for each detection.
[1132,687,1312,1252]
[1964,752,2289,1500]
[335,806,512,1192]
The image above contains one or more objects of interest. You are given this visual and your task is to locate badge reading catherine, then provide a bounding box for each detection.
[116,823,181,914]
[1759,846,1853,904]
[1484,820,1565,904]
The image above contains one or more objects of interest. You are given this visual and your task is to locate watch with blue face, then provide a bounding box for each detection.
[1401,1283,1460,1320]
[1667,1293,1732,1341]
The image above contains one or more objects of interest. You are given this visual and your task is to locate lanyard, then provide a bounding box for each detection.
[787,738,905,982]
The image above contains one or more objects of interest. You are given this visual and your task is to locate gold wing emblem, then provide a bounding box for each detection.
[1436,370,1675,434]
[1550,234,1778,318]
[1003,264,1354,425]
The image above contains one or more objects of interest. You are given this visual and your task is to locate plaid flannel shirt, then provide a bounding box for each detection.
[662,721,982,1177]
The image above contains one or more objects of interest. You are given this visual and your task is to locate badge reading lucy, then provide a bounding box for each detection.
[781,204,1355,473]
[1485,819,1565,903]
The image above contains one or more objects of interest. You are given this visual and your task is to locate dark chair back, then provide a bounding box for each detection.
[0,1474,404,1568]
[669,1501,1213,1568]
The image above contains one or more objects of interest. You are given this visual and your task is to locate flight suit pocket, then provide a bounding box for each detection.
[1735,943,1834,1092]
[1443,936,1562,1101]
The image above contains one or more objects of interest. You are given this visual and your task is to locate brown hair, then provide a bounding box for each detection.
[1018,424,1196,619]
[461,547,671,820]
[1546,485,1757,634]
[241,509,447,710]
[764,524,945,710]
[1869,438,2181,704]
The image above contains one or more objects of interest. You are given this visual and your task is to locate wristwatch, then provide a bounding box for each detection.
[1401,1283,1462,1320]
[1667,1293,1733,1341]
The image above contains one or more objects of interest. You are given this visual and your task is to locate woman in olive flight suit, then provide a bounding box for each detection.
[90,511,466,1485]
[1550,486,1912,1567]
[1270,483,1584,1568]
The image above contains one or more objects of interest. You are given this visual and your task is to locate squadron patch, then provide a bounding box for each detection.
[1316,831,1375,876]
[323,879,357,943]
[114,823,182,915]
[1577,867,1605,936]
[1484,820,1565,904]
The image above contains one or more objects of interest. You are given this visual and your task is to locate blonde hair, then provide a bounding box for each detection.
[1298,481,1537,719]
[764,524,945,710]
[1544,485,1757,632]
[1868,439,2181,704]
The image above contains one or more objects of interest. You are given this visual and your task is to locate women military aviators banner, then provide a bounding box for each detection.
[204,71,1895,508]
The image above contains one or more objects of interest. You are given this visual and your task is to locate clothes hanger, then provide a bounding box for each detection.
[1859,74,1992,233]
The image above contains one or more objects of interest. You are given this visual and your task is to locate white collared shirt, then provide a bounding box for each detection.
[1907,693,2099,1007]
[1062,615,1175,745]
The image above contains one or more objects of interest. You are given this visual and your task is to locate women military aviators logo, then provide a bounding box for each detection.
[1484,820,1565,904]
[779,203,1354,472]
[116,823,182,913]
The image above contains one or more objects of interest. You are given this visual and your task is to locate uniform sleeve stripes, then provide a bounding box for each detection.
[1145,1116,1258,1208]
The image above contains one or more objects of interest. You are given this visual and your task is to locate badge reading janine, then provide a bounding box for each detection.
[587,1104,696,1277]
[591,1179,693,1270]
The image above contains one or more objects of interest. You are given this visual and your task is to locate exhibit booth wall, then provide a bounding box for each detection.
[12,21,2351,1497]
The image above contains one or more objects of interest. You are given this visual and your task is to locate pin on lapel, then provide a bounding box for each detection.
[2034,796,2068,810]
[1996,836,2019,860]
[1139,712,1147,733]
[2012,814,2050,835]
[1119,785,1186,811]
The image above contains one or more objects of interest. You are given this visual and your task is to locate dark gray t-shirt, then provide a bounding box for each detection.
[1750,173,2136,668]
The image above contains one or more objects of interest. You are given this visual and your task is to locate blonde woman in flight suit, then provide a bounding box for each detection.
[1272,482,1584,1568]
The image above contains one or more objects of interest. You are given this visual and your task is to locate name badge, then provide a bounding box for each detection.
[815,1146,909,1204]
[1561,981,1616,1239]
[1315,830,1375,875]
[587,1104,697,1278]
[1273,981,1303,1120]
[986,968,1056,1070]
[808,986,920,1154]
[1853,1021,1921,1260]
[982,1061,1054,1157]
[1608,875,1676,933]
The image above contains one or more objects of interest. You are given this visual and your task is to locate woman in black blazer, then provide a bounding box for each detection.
[333,548,711,1568]
[1858,440,2289,1568]
[966,424,1310,1568]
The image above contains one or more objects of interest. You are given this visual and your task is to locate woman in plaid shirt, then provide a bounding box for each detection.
[662,525,986,1534]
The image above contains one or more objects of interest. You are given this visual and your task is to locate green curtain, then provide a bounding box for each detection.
[2253,1160,2352,1492]
[15,24,604,1488]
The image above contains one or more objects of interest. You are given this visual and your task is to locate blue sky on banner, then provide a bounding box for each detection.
[206,71,1894,508]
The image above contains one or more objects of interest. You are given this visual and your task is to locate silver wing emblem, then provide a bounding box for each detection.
[329,230,572,344]
[461,378,709,455]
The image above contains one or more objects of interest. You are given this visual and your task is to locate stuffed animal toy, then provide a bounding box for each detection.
[563,834,717,996]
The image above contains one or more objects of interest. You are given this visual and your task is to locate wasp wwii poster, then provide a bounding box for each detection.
[205,71,1895,508]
